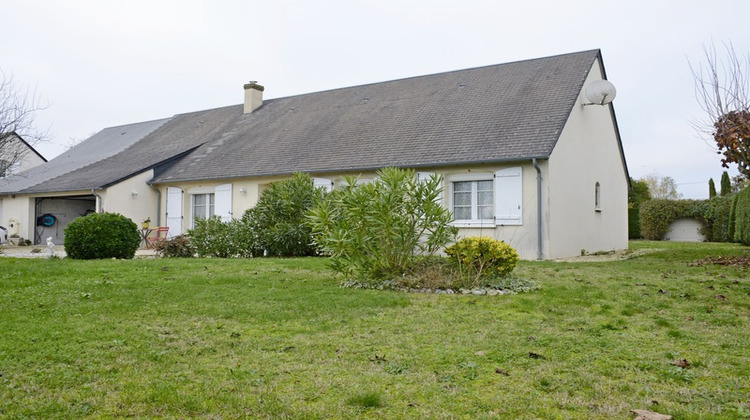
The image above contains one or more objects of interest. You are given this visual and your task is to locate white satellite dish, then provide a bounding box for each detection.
[583,79,617,106]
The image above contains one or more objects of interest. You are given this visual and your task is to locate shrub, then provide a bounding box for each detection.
[308,167,457,285]
[64,212,140,259]
[445,237,519,289]
[244,173,325,257]
[700,195,734,242]
[733,186,750,245]
[153,235,195,258]
[628,207,642,239]
[189,216,257,258]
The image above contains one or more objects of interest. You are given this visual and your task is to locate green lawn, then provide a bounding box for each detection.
[1,241,749,419]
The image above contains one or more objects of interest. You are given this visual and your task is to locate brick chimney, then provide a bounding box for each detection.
[243,81,264,114]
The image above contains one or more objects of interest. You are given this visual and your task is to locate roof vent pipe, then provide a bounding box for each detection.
[243,81,264,114]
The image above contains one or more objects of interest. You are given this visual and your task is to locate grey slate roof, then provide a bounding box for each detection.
[0,118,169,193]
[2,49,604,193]
[154,49,601,183]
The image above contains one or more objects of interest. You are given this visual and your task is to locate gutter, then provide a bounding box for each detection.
[91,189,103,212]
[532,159,543,260]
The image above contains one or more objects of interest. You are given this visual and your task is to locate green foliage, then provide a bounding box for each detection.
[484,275,541,294]
[639,197,736,242]
[244,173,325,257]
[639,200,703,241]
[308,167,457,284]
[153,235,195,258]
[188,216,256,258]
[629,178,652,206]
[728,193,738,240]
[732,186,750,245]
[628,207,642,240]
[721,171,732,196]
[445,237,520,289]
[63,212,140,259]
[708,178,717,198]
[628,179,651,239]
[701,195,734,242]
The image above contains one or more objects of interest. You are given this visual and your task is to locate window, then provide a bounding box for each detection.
[595,182,601,212]
[0,160,9,178]
[449,167,523,226]
[192,193,215,224]
[453,180,494,221]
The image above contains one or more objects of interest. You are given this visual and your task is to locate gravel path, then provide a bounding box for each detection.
[0,245,157,259]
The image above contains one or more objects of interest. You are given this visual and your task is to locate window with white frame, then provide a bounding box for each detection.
[448,167,523,226]
[192,193,215,225]
[453,180,494,221]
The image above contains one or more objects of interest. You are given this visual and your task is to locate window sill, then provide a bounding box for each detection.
[451,220,497,228]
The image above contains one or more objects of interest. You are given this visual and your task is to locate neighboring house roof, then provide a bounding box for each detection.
[0,131,48,163]
[0,118,170,194]
[2,49,612,193]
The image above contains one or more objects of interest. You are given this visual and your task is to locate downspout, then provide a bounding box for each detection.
[148,183,162,227]
[532,159,543,260]
[91,189,103,213]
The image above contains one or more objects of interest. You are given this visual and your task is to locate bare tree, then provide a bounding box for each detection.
[640,172,682,200]
[690,42,750,178]
[0,70,48,177]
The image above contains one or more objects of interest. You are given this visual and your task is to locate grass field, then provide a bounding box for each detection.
[1,241,749,418]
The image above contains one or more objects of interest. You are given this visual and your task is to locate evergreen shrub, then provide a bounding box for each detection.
[244,173,325,257]
[308,167,456,285]
[189,216,257,258]
[732,186,750,245]
[64,212,140,259]
[445,237,519,289]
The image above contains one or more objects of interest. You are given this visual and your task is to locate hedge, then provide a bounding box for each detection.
[639,197,734,242]
[733,187,750,245]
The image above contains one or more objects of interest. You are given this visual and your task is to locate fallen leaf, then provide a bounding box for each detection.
[528,352,546,360]
[670,359,690,369]
[495,368,510,376]
[715,294,727,301]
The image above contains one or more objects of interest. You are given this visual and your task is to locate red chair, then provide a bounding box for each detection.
[147,227,170,248]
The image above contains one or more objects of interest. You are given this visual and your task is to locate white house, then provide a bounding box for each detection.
[0,132,47,238]
[0,49,630,259]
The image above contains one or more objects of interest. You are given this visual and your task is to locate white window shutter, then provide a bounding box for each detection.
[166,187,183,235]
[313,177,334,192]
[494,167,522,225]
[214,183,233,222]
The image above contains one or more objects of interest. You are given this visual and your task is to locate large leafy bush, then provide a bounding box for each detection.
[64,212,141,259]
[189,216,257,258]
[244,173,325,257]
[308,167,457,284]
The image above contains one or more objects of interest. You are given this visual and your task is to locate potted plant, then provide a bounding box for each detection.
[142,218,151,229]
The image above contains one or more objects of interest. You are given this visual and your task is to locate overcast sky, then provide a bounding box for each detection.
[2,0,749,199]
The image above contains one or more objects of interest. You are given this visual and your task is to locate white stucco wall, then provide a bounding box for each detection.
[155,166,546,259]
[101,170,158,227]
[546,59,629,258]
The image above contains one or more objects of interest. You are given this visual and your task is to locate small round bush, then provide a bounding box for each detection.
[64,212,141,259]
[445,237,519,288]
